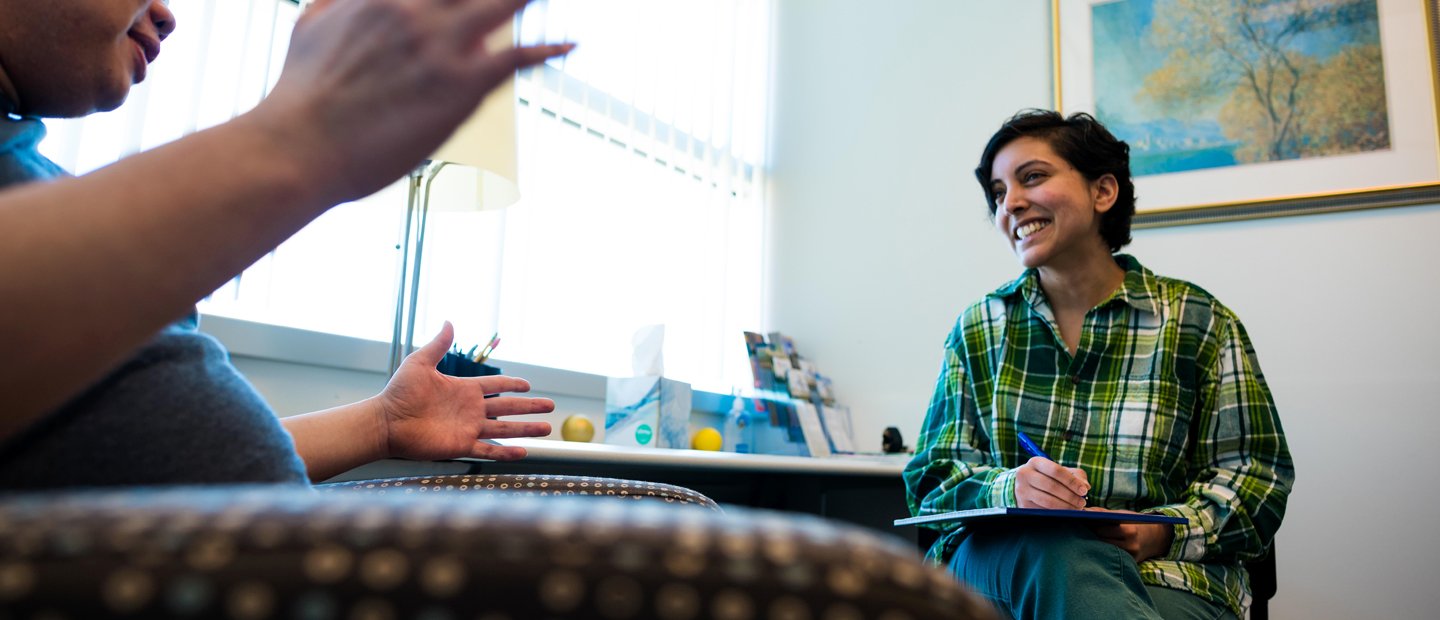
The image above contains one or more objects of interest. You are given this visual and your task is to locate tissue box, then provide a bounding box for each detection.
[604,376,692,449]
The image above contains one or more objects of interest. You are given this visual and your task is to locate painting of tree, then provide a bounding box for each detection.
[1092,0,1389,176]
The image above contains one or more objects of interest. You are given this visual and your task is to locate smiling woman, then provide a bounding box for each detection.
[986,135,1120,273]
[903,109,1294,620]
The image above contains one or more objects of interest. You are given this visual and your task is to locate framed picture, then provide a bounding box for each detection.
[1054,0,1440,227]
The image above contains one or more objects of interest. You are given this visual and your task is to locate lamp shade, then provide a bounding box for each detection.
[427,20,521,211]
[385,17,521,375]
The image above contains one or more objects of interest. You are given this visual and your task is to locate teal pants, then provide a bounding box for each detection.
[946,524,1237,620]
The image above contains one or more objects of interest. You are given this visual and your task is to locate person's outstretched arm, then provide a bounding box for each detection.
[282,322,556,482]
[0,0,571,441]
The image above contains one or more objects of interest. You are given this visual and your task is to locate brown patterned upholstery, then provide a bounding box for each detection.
[0,485,999,619]
[320,474,721,511]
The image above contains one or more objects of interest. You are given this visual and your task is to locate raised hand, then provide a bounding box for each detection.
[253,0,573,205]
[378,322,554,461]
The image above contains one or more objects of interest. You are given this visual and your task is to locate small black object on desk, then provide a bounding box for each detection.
[882,426,909,454]
[437,352,500,378]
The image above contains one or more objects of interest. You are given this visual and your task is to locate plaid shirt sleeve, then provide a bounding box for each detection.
[1145,309,1294,564]
[903,320,1018,524]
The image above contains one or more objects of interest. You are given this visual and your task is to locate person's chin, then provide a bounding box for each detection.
[31,98,112,119]
[1013,243,1048,269]
[52,97,127,118]
[14,77,128,118]
[93,98,127,113]
[92,84,132,114]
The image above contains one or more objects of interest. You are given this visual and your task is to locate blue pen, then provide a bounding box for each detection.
[1016,430,1051,461]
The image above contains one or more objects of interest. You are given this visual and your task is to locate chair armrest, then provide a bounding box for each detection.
[319,474,721,511]
[0,486,998,619]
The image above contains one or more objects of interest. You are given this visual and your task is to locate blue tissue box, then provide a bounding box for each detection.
[604,376,691,448]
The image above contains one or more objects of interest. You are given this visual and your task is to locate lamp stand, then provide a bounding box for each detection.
[388,160,452,375]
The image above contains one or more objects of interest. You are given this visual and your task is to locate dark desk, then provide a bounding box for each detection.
[463,439,916,544]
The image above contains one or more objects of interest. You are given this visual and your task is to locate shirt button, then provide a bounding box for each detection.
[1064,430,1076,441]
[1070,374,1080,385]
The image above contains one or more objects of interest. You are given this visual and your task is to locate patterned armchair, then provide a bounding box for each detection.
[0,474,999,619]
[318,474,722,508]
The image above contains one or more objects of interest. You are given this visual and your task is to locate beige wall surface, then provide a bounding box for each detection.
[768,1,1440,618]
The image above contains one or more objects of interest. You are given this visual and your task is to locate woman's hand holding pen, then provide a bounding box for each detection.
[1010,430,1171,562]
[1013,430,1090,509]
[1014,456,1092,509]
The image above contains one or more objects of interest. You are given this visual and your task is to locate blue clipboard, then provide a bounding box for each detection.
[894,507,1188,527]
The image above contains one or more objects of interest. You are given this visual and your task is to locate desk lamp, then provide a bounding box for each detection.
[387,22,521,375]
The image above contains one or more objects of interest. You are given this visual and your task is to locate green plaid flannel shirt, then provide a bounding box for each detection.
[903,255,1293,618]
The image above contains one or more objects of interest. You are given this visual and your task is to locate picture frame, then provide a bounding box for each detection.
[1053,0,1440,228]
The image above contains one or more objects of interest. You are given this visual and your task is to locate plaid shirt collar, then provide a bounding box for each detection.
[987,253,1162,318]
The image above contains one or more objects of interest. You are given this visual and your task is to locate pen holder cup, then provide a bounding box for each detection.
[437,353,501,378]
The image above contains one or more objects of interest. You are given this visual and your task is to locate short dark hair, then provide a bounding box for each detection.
[975,109,1135,252]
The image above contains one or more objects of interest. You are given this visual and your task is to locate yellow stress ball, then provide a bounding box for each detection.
[560,414,595,443]
[691,427,723,451]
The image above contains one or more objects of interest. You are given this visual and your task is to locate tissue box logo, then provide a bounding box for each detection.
[605,376,691,449]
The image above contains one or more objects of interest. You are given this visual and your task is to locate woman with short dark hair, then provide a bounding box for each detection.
[904,109,1294,620]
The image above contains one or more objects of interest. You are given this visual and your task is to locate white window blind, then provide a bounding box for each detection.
[39,0,774,394]
[499,0,773,390]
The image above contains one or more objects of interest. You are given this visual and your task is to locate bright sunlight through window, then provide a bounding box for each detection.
[39,0,774,394]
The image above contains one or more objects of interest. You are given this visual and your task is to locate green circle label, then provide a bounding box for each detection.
[635,424,654,445]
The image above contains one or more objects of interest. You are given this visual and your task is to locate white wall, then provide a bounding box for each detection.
[768,0,1040,453]
[767,1,1440,618]
[238,1,1031,452]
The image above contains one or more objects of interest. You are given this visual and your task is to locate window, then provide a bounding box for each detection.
[40,0,773,394]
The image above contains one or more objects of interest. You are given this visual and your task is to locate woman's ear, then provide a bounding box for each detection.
[1091,173,1119,214]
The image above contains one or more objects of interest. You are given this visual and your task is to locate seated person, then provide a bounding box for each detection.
[902,110,1294,620]
[0,0,573,487]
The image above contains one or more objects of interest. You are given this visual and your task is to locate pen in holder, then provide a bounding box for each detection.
[437,352,501,378]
